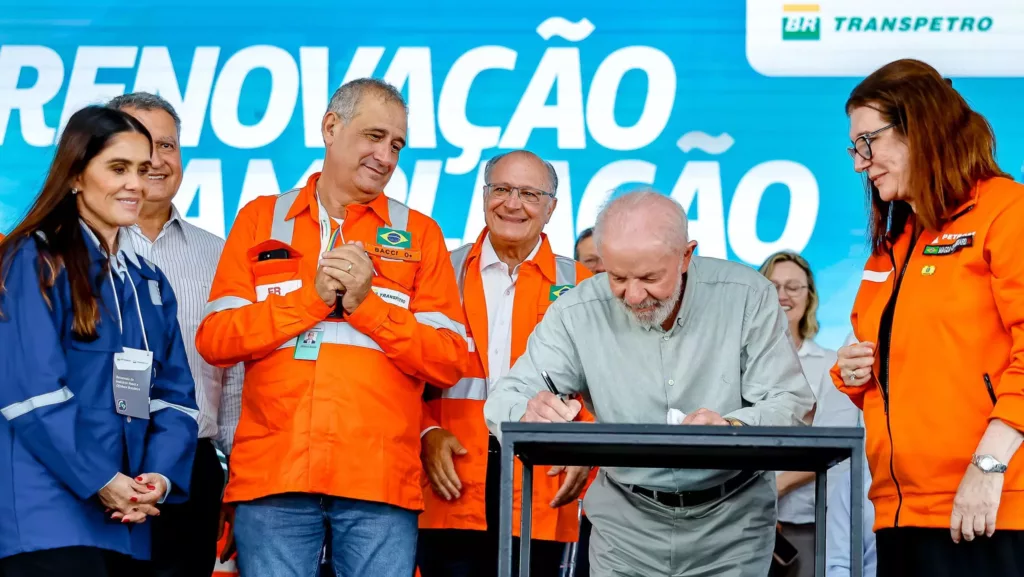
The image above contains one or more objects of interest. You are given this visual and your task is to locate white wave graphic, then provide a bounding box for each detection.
[535,17,595,42]
[675,131,735,155]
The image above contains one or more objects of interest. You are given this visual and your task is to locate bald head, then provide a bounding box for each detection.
[592,190,689,256]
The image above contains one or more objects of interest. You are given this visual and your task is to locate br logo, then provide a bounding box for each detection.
[549,284,574,301]
[377,227,412,249]
[117,399,127,411]
[782,4,821,41]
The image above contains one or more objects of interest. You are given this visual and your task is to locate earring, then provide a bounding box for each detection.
[71,188,79,195]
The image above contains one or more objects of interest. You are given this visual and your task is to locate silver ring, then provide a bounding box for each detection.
[347,263,353,272]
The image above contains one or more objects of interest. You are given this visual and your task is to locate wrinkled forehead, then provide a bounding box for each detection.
[848,105,887,141]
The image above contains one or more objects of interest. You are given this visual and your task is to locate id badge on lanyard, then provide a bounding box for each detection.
[110,269,153,420]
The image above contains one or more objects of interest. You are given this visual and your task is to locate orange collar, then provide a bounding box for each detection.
[285,172,394,227]
[465,227,558,284]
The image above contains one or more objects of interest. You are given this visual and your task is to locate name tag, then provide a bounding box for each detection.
[365,243,422,263]
[113,348,153,420]
[372,286,411,309]
[256,280,302,302]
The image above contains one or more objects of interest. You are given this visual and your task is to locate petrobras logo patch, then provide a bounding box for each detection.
[782,4,821,41]
[749,0,1023,76]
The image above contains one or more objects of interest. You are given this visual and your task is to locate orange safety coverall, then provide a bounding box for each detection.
[420,228,595,542]
[196,172,468,512]
[831,176,1024,532]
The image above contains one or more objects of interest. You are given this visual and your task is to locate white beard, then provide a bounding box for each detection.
[617,269,685,330]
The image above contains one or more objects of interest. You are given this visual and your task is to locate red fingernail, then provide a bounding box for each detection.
[147,485,156,490]
[136,477,143,482]
[130,496,138,502]
[121,518,129,523]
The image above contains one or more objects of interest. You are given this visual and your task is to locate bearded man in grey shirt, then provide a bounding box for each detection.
[483,190,816,577]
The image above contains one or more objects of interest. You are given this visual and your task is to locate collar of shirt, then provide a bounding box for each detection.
[480,233,541,280]
[127,204,186,245]
[797,338,827,358]
[80,220,140,278]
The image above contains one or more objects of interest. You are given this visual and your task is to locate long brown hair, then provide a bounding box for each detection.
[0,105,152,338]
[845,59,1009,255]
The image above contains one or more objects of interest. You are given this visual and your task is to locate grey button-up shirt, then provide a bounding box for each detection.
[483,255,816,492]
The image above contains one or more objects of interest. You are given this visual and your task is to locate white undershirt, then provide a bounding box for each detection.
[480,233,541,391]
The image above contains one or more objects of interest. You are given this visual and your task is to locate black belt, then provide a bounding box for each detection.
[628,470,759,508]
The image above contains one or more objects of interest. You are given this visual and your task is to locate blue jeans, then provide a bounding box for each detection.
[234,493,417,577]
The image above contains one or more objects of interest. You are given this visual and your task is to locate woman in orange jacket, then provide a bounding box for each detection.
[833,59,1024,576]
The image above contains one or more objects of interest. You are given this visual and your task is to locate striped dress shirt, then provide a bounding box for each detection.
[124,206,244,454]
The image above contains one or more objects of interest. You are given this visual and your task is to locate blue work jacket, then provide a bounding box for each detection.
[0,229,199,561]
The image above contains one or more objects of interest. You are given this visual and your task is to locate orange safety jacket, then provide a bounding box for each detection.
[831,176,1024,532]
[419,228,594,542]
[196,172,468,512]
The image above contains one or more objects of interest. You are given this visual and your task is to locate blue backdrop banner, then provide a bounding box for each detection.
[2,0,1022,349]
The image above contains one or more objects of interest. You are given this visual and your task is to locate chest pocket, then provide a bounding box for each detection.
[372,258,418,309]
[253,257,303,302]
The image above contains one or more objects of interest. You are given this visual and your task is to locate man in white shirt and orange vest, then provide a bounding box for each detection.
[417,150,594,577]
[196,78,468,577]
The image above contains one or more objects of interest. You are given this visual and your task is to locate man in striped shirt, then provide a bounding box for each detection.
[109,92,244,577]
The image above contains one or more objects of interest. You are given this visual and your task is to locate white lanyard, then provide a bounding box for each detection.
[315,189,343,256]
[108,265,150,352]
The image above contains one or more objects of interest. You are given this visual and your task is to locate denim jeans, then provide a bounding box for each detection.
[234,493,417,577]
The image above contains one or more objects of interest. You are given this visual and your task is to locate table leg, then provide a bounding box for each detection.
[851,447,865,577]
[500,442,515,577]
[814,470,827,577]
[519,463,533,577]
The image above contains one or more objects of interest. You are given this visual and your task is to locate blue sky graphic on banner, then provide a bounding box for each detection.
[1,0,1023,350]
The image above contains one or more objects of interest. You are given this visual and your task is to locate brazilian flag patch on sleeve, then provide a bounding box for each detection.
[549,284,574,301]
[377,227,412,249]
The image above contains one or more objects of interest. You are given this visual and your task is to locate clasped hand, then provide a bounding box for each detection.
[315,241,374,313]
[97,472,166,524]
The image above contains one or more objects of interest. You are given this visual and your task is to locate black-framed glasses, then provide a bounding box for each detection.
[847,123,895,161]
[483,183,554,204]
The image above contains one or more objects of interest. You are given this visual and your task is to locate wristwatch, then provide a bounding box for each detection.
[972,454,1008,474]
[723,417,745,427]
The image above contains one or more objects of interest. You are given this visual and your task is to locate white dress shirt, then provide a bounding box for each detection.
[479,234,541,390]
[124,206,244,454]
[778,338,861,524]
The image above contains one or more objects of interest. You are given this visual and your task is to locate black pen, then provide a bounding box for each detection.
[541,370,569,404]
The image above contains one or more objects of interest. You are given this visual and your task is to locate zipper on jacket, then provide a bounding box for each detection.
[876,232,918,528]
[984,373,997,404]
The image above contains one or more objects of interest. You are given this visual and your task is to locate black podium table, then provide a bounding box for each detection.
[498,422,865,577]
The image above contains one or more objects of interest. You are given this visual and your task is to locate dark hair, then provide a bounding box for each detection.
[574,227,594,260]
[846,59,1009,255]
[0,105,152,338]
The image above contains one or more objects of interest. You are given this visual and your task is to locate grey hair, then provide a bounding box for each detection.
[106,92,181,135]
[592,188,689,253]
[327,78,407,123]
[483,150,559,195]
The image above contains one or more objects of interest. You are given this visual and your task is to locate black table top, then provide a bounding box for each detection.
[499,422,864,472]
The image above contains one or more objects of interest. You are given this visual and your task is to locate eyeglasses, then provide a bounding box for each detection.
[772,282,808,297]
[484,183,554,204]
[847,123,895,161]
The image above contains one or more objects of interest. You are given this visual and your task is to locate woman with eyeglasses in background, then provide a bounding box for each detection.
[833,59,1024,576]
[0,105,199,577]
[760,251,861,577]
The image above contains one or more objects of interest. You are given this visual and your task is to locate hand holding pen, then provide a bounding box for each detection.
[520,370,582,423]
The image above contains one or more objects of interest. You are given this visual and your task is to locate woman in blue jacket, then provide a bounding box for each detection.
[0,105,199,576]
